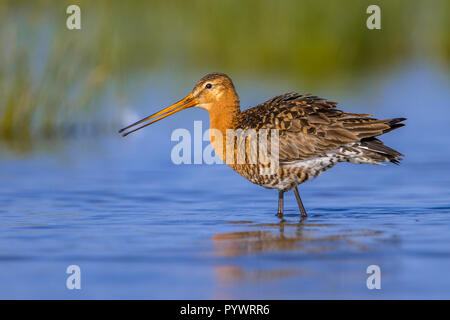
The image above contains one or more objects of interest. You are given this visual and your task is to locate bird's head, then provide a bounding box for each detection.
[119,73,239,137]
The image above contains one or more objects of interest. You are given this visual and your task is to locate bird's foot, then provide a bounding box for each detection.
[276,211,285,222]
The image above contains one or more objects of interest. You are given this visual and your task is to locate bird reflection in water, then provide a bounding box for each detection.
[212,219,384,285]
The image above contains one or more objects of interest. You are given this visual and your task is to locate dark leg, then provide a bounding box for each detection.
[276,190,284,217]
[293,186,308,218]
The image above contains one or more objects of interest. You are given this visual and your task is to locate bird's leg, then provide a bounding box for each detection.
[276,190,284,217]
[293,187,308,218]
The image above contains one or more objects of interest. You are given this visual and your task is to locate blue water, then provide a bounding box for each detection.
[1,65,449,299]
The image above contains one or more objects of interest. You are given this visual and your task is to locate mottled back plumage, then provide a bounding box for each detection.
[230,92,405,190]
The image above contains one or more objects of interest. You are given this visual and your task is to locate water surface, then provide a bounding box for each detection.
[0,66,449,299]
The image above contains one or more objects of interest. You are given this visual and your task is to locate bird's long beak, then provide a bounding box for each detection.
[118,93,198,137]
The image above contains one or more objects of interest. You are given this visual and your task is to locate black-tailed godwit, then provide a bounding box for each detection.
[119,73,406,218]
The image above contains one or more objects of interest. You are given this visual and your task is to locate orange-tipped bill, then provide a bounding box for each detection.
[118,94,198,137]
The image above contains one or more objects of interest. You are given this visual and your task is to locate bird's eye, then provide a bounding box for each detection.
[205,83,212,89]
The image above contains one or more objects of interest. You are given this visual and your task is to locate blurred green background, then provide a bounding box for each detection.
[0,0,448,153]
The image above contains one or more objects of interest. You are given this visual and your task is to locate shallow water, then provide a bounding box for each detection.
[1,65,450,299]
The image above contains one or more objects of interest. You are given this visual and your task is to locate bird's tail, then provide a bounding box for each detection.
[359,138,403,164]
[352,117,406,165]
[380,117,407,135]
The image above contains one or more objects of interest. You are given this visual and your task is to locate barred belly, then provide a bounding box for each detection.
[232,145,376,191]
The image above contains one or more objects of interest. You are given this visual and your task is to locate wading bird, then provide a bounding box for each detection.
[119,73,405,218]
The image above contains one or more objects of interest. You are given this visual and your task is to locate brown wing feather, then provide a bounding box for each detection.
[238,93,406,162]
